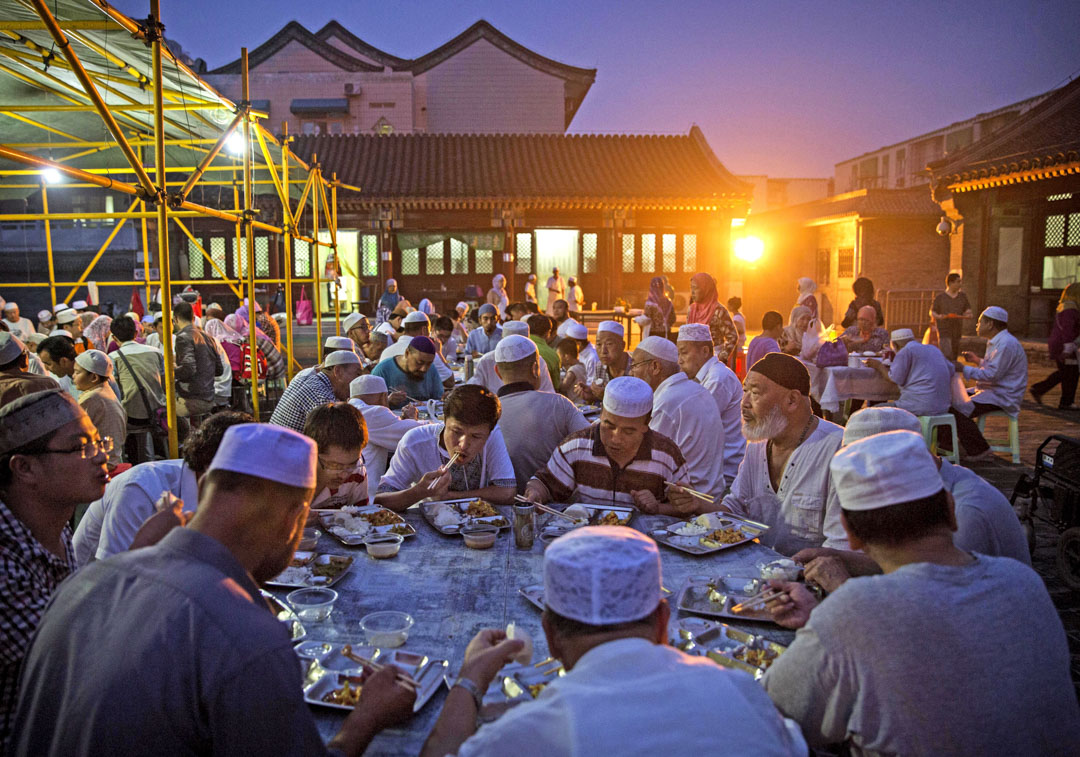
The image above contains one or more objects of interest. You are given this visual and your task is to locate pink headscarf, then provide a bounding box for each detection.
[83,315,112,351]
[205,317,243,344]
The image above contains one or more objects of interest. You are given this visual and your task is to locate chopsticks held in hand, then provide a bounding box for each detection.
[514,496,577,523]
[427,452,460,490]
[664,481,715,504]
[730,587,785,614]
[341,644,418,687]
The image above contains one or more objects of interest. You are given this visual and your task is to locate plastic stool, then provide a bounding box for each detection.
[919,414,959,464]
[976,411,1021,463]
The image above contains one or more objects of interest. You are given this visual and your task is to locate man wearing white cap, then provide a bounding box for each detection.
[374,385,516,511]
[0,333,58,407]
[865,327,952,417]
[343,311,371,351]
[949,305,1028,459]
[761,431,1080,755]
[289,335,360,388]
[0,389,110,742]
[676,323,746,485]
[422,527,804,757]
[525,376,694,512]
[576,320,630,403]
[70,299,88,312]
[630,336,726,502]
[466,304,502,358]
[363,328,390,366]
[545,267,565,314]
[12,423,418,755]
[2,303,34,341]
[719,353,846,556]
[55,308,90,354]
[270,350,363,432]
[492,335,590,492]
[349,374,425,492]
[142,312,163,350]
[72,350,125,469]
[558,320,597,388]
[36,309,55,336]
[468,321,557,395]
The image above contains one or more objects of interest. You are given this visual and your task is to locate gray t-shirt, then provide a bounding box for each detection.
[496,384,591,493]
[939,459,1031,565]
[762,555,1080,756]
[10,528,329,756]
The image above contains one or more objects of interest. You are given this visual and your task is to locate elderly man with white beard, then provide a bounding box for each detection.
[712,353,847,556]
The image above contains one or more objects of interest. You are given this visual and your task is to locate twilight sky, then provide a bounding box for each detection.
[114,0,1080,178]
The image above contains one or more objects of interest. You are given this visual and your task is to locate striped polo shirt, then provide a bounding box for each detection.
[532,424,688,507]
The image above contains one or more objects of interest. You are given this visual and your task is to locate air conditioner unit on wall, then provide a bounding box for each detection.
[344,83,360,96]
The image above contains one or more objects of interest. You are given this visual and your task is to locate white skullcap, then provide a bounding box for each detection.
[342,312,367,332]
[637,335,678,363]
[53,303,70,313]
[597,320,624,338]
[502,321,530,338]
[207,423,317,489]
[0,333,24,364]
[38,309,53,322]
[830,430,943,512]
[2,301,16,311]
[981,306,1008,323]
[75,349,113,378]
[206,302,223,311]
[495,334,538,363]
[324,336,354,350]
[842,406,922,446]
[403,311,430,325]
[71,300,87,311]
[0,389,85,455]
[890,328,915,342]
[455,301,468,312]
[375,322,397,337]
[124,312,140,322]
[544,526,663,625]
[564,322,588,340]
[56,309,79,325]
[141,315,156,324]
[603,376,653,418]
[677,323,712,343]
[324,350,361,367]
[48,329,69,338]
[25,333,46,346]
[350,374,387,397]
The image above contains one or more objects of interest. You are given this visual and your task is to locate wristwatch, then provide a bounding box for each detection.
[452,675,484,710]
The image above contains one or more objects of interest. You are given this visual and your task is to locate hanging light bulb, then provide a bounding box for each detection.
[41,167,63,184]
[225,132,246,155]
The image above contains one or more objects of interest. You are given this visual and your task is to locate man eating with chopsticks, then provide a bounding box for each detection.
[374,385,516,512]
[761,430,1080,755]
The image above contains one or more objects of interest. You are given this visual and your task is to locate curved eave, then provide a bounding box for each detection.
[335,195,748,212]
[209,21,382,74]
[946,158,1080,193]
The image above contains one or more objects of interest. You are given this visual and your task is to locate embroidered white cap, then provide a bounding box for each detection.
[602,375,653,418]
[350,374,387,397]
[544,526,663,625]
[830,430,943,511]
[636,335,678,363]
[71,300,88,310]
[980,306,1008,322]
[494,334,538,363]
[53,303,70,313]
[890,328,916,342]
[48,329,69,337]
[677,323,712,342]
[75,349,113,378]
[207,423,317,489]
[842,407,922,447]
[38,309,53,322]
[403,311,430,326]
[597,320,624,338]
[324,336,355,350]
[0,389,85,455]
[56,309,79,325]
[501,320,530,338]
[2,302,16,311]
[564,322,588,341]
[25,333,46,346]
[342,312,368,332]
[324,350,361,367]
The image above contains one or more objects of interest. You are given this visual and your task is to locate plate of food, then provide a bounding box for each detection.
[670,616,786,679]
[420,498,509,535]
[301,645,448,713]
[444,660,566,723]
[537,503,636,540]
[675,575,778,623]
[317,505,416,546]
[265,554,355,589]
[263,590,306,642]
[650,512,767,555]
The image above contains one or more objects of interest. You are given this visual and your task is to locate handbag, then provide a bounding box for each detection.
[296,287,313,325]
[116,348,168,435]
[815,339,849,368]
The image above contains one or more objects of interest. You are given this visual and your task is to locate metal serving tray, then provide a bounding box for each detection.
[443,661,566,723]
[670,616,787,679]
[649,512,768,555]
[675,575,777,623]
[537,503,636,541]
[317,506,417,546]
[300,645,448,713]
[265,553,355,589]
[420,498,510,535]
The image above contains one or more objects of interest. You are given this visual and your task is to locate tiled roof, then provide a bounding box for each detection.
[746,187,941,227]
[291,127,749,210]
[930,76,1080,193]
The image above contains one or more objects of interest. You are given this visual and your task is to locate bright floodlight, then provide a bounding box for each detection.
[41,167,63,184]
[733,235,764,262]
[225,132,246,155]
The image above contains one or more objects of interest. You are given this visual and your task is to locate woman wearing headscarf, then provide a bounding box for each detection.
[840,277,884,329]
[687,272,737,362]
[779,305,814,358]
[418,298,436,316]
[83,315,113,353]
[1031,283,1080,410]
[644,276,675,341]
[204,317,245,374]
[524,274,538,304]
[487,274,509,317]
[376,279,404,326]
[795,277,820,322]
[225,313,286,381]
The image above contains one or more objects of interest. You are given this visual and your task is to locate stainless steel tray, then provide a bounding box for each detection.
[420,498,510,535]
[317,506,417,546]
[265,553,355,589]
[676,575,778,623]
[537,503,636,540]
[263,590,305,642]
[444,661,566,723]
[301,644,448,713]
[670,616,787,679]
[649,512,768,555]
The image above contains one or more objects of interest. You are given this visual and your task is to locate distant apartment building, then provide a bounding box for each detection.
[833,89,1055,193]
[201,20,596,137]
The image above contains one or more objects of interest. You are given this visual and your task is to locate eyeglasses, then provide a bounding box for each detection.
[628,358,657,371]
[39,436,113,460]
[318,455,359,472]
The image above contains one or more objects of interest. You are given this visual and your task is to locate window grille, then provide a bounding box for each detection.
[210,237,227,278]
[516,233,532,274]
[621,234,635,273]
[641,234,656,273]
[187,239,204,279]
[582,233,597,273]
[475,249,493,274]
[662,234,676,273]
[425,242,444,275]
[401,248,420,276]
[450,239,469,274]
[682,234,697,271]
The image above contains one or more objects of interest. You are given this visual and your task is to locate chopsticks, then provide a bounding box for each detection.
[427,452,461,490]
[341,645,418,687]
[514,496,578,523]
[730,588,785,614]
[665,481,715,504]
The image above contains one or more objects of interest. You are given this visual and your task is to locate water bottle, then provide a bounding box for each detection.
[513,502,536,549]
[465,355,474,381]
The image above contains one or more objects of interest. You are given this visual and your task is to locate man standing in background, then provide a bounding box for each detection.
[931,272,972,361]
[546,267,565,315]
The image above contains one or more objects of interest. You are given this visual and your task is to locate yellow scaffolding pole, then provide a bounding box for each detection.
[172,218,243,298]
[312,153,323,363]
[0,110,82,141]
[240,48,259,418]
[140,199,151,310]
[62,197,139,302]
[41,179,55,308]
[282,124,295,381]
[178,111,244,201]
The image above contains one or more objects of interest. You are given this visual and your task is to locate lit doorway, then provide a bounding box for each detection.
[534,229,579,310]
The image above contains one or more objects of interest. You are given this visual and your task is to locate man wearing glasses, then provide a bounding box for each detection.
[0,389,110,743]
[302,402,370,510]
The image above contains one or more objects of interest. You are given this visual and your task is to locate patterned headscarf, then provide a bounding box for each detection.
[687,272,719,327]
[83,315,112,351]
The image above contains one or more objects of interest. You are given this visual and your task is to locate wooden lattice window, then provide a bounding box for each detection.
[516,233,532,274]
[1042,210,1080,288]
[187,239,204,279]
[210,237,227,279]
[425,242,445,275]
[294,239,311,277]
[255,237,270,277]
[640,234,656,273]
[361,235,379,277]
[622,234,635,273]
[662,234,676,273]
[1045,214,1066,247]
[233,237,247,277]
[450,239,468,274]
[838,248,855,278]
[475,249,492,275]
[401,248,420,276]
[582,233,598,273]
[682,234,697,271]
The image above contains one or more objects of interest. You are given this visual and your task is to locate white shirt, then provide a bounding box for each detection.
[887,341,952,416]
[722,420,847,556]
[52,372,80,401]
[456,638,805,757]
[546,275,565,298]
[211,337,232,402]
[939,459,1031,565]
[145,332,162,350]
[73,459,197,565]
[566,284,585,310]
[695,357,746,483]
[960,329,1028,416]
[348,399,426,492]
[377,423,515,493]
[467,352,556,394]
[579,343,600,385]
[650,372,726,499]
[25,353,47,376]
[4,316,35,340]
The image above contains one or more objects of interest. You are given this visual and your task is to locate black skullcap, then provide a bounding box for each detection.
[748,353,810,396]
